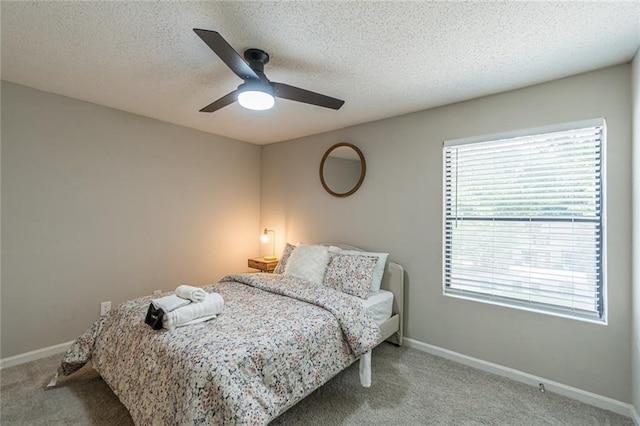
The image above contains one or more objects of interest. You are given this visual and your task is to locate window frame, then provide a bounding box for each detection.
[441,118,607,324]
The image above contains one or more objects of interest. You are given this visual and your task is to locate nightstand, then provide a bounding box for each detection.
[248,257,279,273]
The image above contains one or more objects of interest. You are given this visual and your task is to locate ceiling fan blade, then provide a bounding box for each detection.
[273,83,345,110]
[199,90,238,113]
[193,29,259,81]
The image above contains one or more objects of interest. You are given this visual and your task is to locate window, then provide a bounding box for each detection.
[443,119,606,322]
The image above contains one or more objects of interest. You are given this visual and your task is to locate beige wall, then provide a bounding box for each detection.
[261,65,633,403]
[1,82,261,358]
[2,63,635,406]
[631,51,640,417]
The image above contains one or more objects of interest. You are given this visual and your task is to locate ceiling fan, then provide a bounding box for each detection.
[193,29,345,113]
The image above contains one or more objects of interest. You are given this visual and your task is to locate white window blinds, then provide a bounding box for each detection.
[443,119,605,322]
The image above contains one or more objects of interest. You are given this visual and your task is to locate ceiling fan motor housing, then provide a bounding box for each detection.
[238,80,274,96]
[244,48,269,75]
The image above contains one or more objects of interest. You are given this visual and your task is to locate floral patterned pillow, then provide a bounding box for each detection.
[273,243,296,274]
[323,254,378,299]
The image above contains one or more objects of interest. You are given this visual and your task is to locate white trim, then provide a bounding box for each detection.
[0,341,73,369]
[443,117,605,147]
[631,406,640,426]
[404,337,634,419]
[442,292,608,326]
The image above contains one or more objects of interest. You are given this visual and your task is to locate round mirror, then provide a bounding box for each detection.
[319,143,366,197]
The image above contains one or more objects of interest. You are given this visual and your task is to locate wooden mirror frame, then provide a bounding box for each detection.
[319,142,366,197]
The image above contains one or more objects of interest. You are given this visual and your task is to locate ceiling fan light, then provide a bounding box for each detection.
[237,84,275,111]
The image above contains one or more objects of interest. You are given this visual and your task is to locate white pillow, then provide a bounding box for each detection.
[284,244,330,286]
[328,247,388,292]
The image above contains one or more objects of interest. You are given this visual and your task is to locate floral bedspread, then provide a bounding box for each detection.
[58,273,380,425]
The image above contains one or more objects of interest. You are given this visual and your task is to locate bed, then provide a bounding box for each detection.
[54,243,404,424]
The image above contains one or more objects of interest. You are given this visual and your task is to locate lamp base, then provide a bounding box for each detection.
[263,256,277,261]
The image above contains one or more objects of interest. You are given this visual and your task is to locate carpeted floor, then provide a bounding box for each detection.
[0,342,633,425]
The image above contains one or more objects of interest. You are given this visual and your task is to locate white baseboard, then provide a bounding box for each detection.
[0,341,73,370]
[404,338,634,419]
[631,405,639,426]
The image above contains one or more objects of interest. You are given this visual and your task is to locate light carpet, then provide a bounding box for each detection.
[0,342,633,425]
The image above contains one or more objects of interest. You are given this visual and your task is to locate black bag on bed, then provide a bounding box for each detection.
[145,304,165,330]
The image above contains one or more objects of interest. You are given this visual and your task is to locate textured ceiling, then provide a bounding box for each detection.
[2,1,639,145]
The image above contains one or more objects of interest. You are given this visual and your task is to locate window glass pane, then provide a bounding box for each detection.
[443,120,605,321]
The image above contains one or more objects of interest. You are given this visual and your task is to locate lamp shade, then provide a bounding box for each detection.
[237,82,275,111]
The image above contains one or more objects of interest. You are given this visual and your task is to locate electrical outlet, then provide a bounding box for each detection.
[100,301,111,316]
[153,289,162,295]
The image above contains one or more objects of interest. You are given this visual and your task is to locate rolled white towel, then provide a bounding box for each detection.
[151,294,190,313]
[175,285,208,302]
[163,293,225,330]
